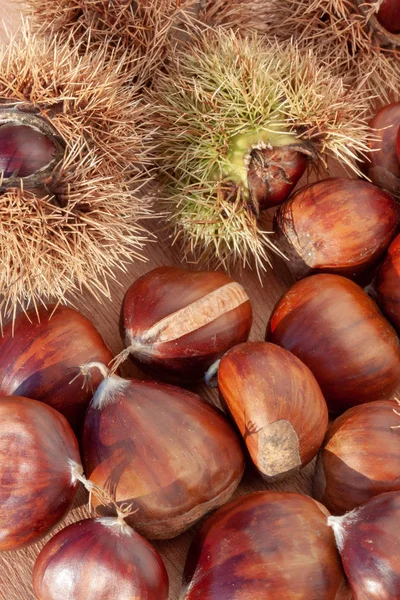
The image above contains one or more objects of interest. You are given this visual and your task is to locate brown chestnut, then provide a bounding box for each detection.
[82,368,245,539]
[267,274,400,413]
[117,266,252,383]
[376,0,400,34]
[33,517,169,599]
[314,399,400,515]
[0,123,56,179]
[181,490,351,599]
[376,234,400,333]
[218,341,328,481]
[0,396,81,551]
[328,490,400,600]
[0,305,113,432]
[365,103,400,200]
[274,178,398,280]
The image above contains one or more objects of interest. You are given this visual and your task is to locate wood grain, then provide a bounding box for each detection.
[0,3,325,598]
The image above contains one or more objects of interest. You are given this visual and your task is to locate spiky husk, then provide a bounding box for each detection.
[201,0,279,34]
[268,0,400,105]
[26,0,201,84]
[0,22,153,317]
[149,28,371,271]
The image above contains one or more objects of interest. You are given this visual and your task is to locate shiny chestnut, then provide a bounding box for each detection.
[118,266,252,383]
[376,234,400,333]
[314,399,400,514]
[274,178,398,280]
[267,274,400,413]
[218,342,328,481]
[0,305,113,431]
[181,491,351,599]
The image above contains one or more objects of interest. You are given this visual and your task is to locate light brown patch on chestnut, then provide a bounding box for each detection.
[257,419,302,480]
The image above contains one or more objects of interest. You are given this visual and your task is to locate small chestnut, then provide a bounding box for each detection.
[0,396,81,551]
[376,0,400,34]
[274,178,398,280]
[328,491,400,599]
[0,305,113,432]
[267,274,400,413]
[376,233,400,333]
[117,266,252,383]
[181,491,351,599]
[218,341,328,481]
[314,399,400,515]
[0,123,56,179]
[33,517,169,599]
[82,367,245,539]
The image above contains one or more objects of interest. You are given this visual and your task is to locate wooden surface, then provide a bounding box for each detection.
[0,4,319,599]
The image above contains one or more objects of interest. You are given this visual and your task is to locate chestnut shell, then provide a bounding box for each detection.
[376,234,400,333]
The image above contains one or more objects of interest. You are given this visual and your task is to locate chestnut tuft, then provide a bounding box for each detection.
[33,517,169,599]
[328,491,400,600]
[218,341,328,481]
[0,396,81,551]
[117,266,252,383]
[274,178,399,280]
[314,399,400,515]
[376,233,400,333]
[267,274,400,413]
[181,491,351,599]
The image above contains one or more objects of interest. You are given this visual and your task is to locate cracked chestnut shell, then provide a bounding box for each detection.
[181,491,351,599]
[267,274,400,413]
[119,266,252,383]
[376,234,400,333]
[218,342,328,481]
[314,399,400,515]
[274,178,398,280]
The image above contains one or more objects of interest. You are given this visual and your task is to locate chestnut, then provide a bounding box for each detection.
[218,341,328,481]
[181,490,351,599]
[376,0,400,34]
[0,123,57,179]
[314,399,400,515]
[365,102,400,200]
[117,266,252,383]
[267,274,400,413]
[82,368,245,539]
[33,517,169,599]
[0,396,81,551]
[328,491,400,599]
[274,178,398,280]
[376,233,400,333]
[0,305,113,432]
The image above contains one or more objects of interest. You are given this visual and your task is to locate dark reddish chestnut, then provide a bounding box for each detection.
[376,234,400,332]
[33,517,169,599]
[181,491,351,599]
[218,342,328,481]
[274,178,398,280]
[267,274,400,413]
[397,123,400,161]
[117,266,252,383]
[0,123,56,178]
[314,399,400,515]
[0,305,113,431]
[82,370,245,539]
[365,103,400,200]
[376,0,400,34]
[0,396,81,551]
[328,491,400,600]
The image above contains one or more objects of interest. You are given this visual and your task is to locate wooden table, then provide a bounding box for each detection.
[0,4,320,598]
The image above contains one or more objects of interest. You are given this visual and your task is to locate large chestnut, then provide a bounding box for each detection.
[365,103,400,200]
[218,342,328,481]
[328,491,400,599]
[376,234,400,333]
[0,305,113,431]
[117,266,252,383]
[33,517,169,599]
[274,178,398,280]
[0,396,81,550]
[314,399,400,515]
[267,274,400,413]
[82,369,245,539]
[181,491,351,599]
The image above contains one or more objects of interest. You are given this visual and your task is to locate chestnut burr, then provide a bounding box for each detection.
[117,266,252,383]
[267,274,400,413]
[218,341,328,481]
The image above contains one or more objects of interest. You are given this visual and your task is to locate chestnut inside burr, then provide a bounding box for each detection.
[0,123,56,178]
